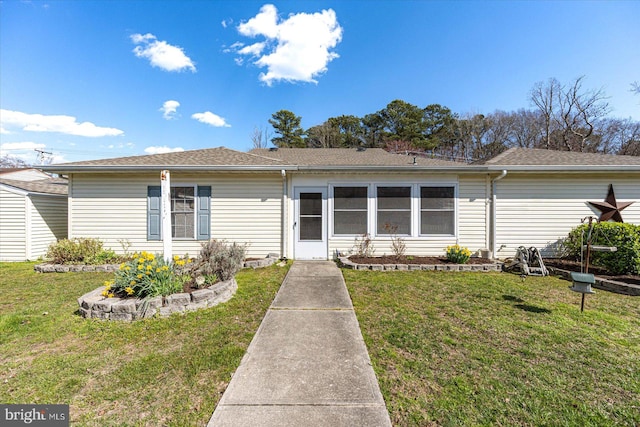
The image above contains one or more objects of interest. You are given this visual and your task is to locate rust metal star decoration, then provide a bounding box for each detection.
[587,184,634,223]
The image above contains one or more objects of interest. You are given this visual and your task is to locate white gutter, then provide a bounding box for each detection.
[281,169,287,259]
[490,170,507,258]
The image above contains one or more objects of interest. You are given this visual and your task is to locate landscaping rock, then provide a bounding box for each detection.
[77,278,239,321]
[191,288,214,303]
[110,312,133,321]
[112,299,136,313]
[166,293,190,307]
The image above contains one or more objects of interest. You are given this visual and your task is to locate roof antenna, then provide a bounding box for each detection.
[34,149,53,165]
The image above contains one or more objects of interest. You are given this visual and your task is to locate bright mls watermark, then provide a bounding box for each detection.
[1,405,69,426]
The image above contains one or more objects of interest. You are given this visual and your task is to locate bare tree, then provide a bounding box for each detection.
[0,155,30,168]
[557,76,610,152]
[306,122,341,147]
[530,77,561,149]
[632,81,640,95]
[530,76,610,152]
[251,126,272,149]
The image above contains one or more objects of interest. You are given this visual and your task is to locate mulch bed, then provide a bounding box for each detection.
[543,258,640,286]
[346,255,640,286]
[348,255,494,265]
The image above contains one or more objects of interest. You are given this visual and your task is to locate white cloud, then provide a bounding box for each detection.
[192,111,231,127]
[144,146,185,154]
[0,109,124,137]
[131,33,196,72]
[160,100,180,120]
[232,4,343,85]
[1,141,46,151]
[238,42,266,56]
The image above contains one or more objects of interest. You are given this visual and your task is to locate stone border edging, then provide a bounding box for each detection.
[338,256,502,272]
[547,266,640,296]
[34,263,120,273]
[35,256,279,273]
[77,278,238,321]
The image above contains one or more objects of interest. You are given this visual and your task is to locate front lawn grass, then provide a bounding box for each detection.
[0,261,289,426]
[343,270,640,427]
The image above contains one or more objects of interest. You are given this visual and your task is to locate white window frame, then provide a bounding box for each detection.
[327,181,458,240]
[330,184,370,237]
[170,184,197,240]
[374,183,414,237]
[418,184,458,237]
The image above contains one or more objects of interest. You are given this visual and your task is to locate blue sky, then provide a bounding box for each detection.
[1,0,639,164]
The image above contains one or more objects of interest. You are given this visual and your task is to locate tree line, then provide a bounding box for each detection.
[256,76,640,161]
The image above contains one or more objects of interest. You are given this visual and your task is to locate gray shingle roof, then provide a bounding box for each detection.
[250,148,462,167]
[0,177,68,195]
[42,146,640,173]
[54,147,287,167]
[485,148,640,166]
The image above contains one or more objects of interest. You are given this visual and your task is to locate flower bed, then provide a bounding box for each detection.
[77,278,238,321]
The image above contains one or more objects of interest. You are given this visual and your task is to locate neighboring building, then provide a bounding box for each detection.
[0,173,68,261]
[42,147,640,260]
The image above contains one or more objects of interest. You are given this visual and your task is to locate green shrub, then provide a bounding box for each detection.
[563,222,640,275]
[46,238,127,265]
[46,238,103,264]
[445,244,471,264]
[189,240,247,286]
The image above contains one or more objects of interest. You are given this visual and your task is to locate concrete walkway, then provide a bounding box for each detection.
[208,261,392,427]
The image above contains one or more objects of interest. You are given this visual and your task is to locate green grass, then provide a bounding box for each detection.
[343,270,640,427]
[0,261,289,426]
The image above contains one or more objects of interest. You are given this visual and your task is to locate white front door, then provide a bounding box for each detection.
[294,187,327,260]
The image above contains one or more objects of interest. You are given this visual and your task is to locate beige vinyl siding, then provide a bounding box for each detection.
[494,174,640,258]
[69,172,282,258]
[0,188,26,261]
[457,175,488,253]
[28,195,68,259]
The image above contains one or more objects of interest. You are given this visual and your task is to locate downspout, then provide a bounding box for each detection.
[490,170,507,258]
[281,170,287,259]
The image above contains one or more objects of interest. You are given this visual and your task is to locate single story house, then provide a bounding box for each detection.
[42,147,640,261]
[0,171,68,261]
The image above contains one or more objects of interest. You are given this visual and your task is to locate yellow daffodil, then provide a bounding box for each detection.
[125,287,134,296]
[101,290,109,297]
[108,293,115,298]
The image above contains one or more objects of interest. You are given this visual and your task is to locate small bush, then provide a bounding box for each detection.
[353,233,375,257]
[46,238,110,264]
[384,223,406,258]
[189,240,247,286]
[563,222,640,275]
[446,244,471,264]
